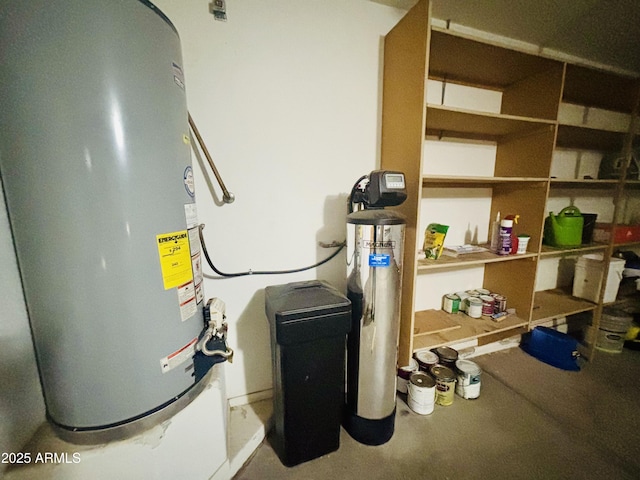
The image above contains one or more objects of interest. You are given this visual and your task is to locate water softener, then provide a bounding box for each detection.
[344,171,406,445]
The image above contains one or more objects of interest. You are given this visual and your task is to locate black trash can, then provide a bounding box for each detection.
[265,280,351,467]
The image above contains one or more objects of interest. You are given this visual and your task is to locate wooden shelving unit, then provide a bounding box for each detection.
[380,0,640,365]
[543,50,640,358]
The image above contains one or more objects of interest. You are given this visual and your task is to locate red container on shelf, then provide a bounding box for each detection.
[593,223,640,244]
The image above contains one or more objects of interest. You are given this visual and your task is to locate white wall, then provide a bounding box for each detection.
[153,0,406,400]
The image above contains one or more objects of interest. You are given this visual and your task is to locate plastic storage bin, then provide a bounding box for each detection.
[265,280,351,467]
[572,254,625,303]
[520,327,580,371]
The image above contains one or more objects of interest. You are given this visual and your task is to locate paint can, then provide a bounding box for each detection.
[467,297,482,318]
[397,359,419,393]
[414,350,439,372]
[480,295,495,316]
[476,288,491,296]
[433,346,458,369]
[442,293,460,314]
[456,291,470,312]
[407,372,436,415]
[455,359,482,399]
[492,294,507,313]
[430,365,456,406]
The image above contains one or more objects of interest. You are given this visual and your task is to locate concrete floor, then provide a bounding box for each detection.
[234,346,640,479]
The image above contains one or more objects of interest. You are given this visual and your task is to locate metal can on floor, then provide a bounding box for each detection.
[430,365,456,406]
[455,359,482,399]
[407,372,436,415]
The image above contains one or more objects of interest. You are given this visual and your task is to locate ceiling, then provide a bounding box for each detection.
[374,0,640,75]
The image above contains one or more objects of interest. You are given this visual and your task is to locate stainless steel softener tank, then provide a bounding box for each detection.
[344,171,406,445]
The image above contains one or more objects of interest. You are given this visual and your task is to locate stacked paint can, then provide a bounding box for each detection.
[454,359,482,399]
[396,359,419,394]
[407,372,436,415]
[414,350,439,372]
[432,346,458,369]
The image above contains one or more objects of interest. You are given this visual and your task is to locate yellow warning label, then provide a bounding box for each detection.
[156,230,193,290]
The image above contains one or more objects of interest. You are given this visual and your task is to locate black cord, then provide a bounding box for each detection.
[198,224,345,278]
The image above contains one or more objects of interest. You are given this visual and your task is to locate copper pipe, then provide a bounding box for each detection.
[188,113,235,204]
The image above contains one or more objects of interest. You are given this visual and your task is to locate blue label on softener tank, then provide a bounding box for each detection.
[369,253,390,267]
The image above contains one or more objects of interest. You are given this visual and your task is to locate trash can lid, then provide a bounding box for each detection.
[265,280,352,345]
[266,280,350,318]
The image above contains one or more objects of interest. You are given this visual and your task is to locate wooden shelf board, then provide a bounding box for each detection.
[423,175,548,188]
[540,243,608,257]
[563,64,639,114]
[426,104,554,141]
[429,28,562,91]
[556,124,626,151]
[413,309,461,337]
[549,178,619,189]
[417,250,537,271]
[412,309,528,351]
[613,240,640,248]
[532,289,597,323]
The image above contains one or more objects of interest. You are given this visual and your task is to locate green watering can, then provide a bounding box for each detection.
[543,206,584,247]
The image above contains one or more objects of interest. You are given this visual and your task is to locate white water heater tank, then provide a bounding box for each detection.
[0,0,208,435]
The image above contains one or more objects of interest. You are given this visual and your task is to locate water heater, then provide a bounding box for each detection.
[0,0,211,436]
[344,171,406,445]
